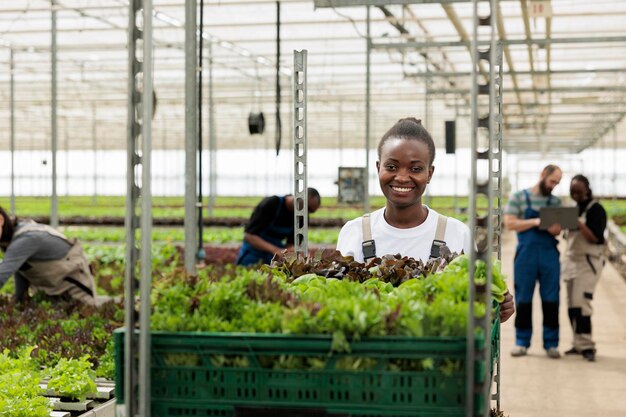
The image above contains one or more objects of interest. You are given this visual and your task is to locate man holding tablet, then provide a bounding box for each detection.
[539,206,579,231]
[504,165,563,359]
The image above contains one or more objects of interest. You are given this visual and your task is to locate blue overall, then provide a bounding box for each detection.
[236,196,293,266]
[513,190,560,349]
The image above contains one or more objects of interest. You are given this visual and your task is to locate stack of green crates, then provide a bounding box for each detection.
[114,320,499,417]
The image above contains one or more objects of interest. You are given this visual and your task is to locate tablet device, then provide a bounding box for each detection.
[539,207,579,230]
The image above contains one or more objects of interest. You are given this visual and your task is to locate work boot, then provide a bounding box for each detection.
[546,347,561,359]
[510,346,528,357]
[582,349,596,362]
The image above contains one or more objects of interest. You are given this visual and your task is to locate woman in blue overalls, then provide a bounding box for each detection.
[503,165,563,358]
[236,190,321,266]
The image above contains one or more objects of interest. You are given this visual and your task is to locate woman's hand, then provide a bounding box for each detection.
[499,291,515,323]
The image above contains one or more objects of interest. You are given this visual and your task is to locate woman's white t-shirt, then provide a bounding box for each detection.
[336,207,472,262]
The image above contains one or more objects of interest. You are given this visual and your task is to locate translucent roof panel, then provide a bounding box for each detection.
[0,0,624,154]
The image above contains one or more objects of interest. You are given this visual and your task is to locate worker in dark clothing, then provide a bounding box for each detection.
[236,188,321,266]
[0,206,96,305]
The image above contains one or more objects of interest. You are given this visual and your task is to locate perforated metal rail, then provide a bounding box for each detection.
[293,50,309,258]
[467,1,503,415]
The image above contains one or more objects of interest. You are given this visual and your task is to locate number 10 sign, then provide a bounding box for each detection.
[529,0,553,19]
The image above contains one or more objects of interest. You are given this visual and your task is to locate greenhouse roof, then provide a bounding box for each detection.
[0,0,625,154]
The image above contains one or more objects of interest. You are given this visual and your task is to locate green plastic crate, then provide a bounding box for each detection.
[115,322,499,417]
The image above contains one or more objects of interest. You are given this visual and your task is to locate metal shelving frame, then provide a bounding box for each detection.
[184,0,198,274]
[50,0,58,227]
[293,50,309,257]
[123,0,154,416]
[466,0,503,415]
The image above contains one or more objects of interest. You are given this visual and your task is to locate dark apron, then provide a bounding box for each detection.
[13,222,96,305]
[236,196,293,266]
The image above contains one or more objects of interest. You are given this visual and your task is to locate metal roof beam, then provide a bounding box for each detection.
[505,121,615,126]
[407,68,626,77]
[372,35,626,49]
[507,138,596,142]
[503,101,625,107]
[496,2,538,127]
[544,14,554,136]
[428,86,626,94]
[315,0,515,7]
[376,5,472,112]
[439,2,489,83]
[500,111,626,117]
[579,113,626,152]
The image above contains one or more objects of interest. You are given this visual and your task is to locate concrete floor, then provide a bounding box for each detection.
[497,230,626,417]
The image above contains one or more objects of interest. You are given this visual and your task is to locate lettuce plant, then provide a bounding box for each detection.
[0,348,51,417]
[47,355,97,402]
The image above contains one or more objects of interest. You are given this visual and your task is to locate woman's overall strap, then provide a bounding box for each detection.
[361,213,376,262]
[430,214,448,258]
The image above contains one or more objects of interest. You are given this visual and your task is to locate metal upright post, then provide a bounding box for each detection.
[65,118,69,196]
[466,4,479,411]
[453,151,458,212]
[453,101,459,214]
[161,117,167,195]
[493,43,504,260]
[10,48,15,215]
[491,41,504,413]
[50,0,58,227]
[467,0,500,416]
[92,104,97,204]
[293,50,308,258]
[208,41,217,217]
[139,2,154,415]
[338,102,344,166]
[124,0,143,415]
[613,127,618,210]
[424,64,431,206]
[184,0,198,274]
[364,6,371,213]
[197,0,205,261]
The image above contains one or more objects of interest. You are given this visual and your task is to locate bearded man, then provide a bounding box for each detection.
[504,164,563,359]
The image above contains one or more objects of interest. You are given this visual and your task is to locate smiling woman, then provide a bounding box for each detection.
[336,117,514,323]
[336,117,472,262]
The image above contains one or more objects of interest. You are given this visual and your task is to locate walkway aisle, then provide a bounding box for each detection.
[497,231,626,417]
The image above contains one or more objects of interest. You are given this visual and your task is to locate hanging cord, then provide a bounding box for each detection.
[254,61,261,111]
[275,1,282,156]
[197,0,206,261]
